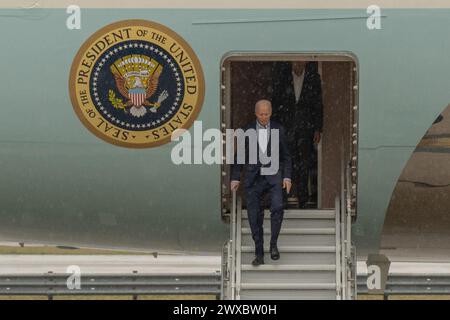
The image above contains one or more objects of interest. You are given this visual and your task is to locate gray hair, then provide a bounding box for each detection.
[255,99,272,112]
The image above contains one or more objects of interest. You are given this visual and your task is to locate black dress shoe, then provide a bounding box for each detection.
[252,256,264,266]
[298,202,307,209]
[270,245,280,260]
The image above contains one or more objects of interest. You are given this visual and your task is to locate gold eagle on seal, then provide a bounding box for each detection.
[109,54,168,117]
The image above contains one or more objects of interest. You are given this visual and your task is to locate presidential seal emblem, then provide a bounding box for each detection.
[69,20,205,148]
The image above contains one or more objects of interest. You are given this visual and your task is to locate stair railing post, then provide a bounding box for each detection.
[346,164,352,299]
[335,196,342,300]
[220,241,225,299]
[236,196,242,299]
[230,190,237,299]
[341,184,347,299]
[340,140,348,299]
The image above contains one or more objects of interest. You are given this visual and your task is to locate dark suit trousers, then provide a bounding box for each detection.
[246,175,284,257]
[293,132,315,205]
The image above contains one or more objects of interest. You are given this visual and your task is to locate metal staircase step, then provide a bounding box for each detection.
[240,283,336,290]
[241,233,336,246]
[241,228,335,235]
[242,210,335,219]
[241,264,336,271]
[241,246,335,253]
[241,269,335,284]
[238,290,337,300]
[241,252,335,265]
[241,245,336,265]
[241,218,335,229]
[231,205,341,300]
[283,210,335,217]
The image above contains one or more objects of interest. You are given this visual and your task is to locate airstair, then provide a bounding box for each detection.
[221,164,356,300]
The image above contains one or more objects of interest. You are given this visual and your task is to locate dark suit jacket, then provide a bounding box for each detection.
[272,62,323,136]
[230,120,292,188]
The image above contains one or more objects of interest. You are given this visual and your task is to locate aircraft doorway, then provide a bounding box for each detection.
[221,54,358,215]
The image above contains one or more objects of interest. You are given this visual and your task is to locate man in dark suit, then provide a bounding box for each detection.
[272,61,323,208]
[230,99,292,266]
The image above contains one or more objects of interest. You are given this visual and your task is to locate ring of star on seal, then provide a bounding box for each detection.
[69,20,205,148]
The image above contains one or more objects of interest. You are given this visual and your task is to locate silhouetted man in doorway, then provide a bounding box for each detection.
[272,61,323,208]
